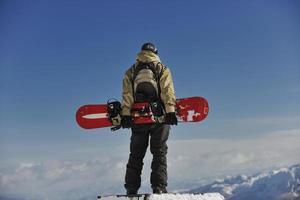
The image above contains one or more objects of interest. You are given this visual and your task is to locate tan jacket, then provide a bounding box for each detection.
[121,50,176,116]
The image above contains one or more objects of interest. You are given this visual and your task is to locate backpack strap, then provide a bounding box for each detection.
[153,62,165,100]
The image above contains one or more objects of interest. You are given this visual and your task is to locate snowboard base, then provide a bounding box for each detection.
[76,96,209,130]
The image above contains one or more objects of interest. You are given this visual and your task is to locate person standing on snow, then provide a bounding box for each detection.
[120,43,177,195]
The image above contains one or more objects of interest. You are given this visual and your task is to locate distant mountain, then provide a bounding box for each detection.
[189,164,300,200]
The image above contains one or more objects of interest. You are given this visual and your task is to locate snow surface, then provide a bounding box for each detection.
[99,193,225,200]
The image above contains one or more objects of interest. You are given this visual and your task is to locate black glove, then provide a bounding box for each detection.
[121,115,133,128]
[165,112,178,125]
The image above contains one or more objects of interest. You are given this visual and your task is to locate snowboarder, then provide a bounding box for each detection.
[121,43,178,195]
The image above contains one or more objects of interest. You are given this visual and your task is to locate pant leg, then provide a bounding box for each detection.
[149,124,170,190]
[124,127,150,191]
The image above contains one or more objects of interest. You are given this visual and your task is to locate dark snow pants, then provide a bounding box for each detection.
[124,124,170,192]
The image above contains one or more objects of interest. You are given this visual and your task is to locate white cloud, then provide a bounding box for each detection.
[0,158,128,200]
[168,129,300,184]
[0,129,299,199]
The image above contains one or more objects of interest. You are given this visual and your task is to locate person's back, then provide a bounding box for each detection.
[121,43,178,194]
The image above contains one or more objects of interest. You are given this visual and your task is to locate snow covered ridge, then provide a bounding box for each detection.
[98,193,225,200]
[189,164,300,200]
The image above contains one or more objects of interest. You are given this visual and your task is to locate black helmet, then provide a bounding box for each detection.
[141,42,158,54]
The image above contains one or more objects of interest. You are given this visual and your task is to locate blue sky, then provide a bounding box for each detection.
[0,0,300,198]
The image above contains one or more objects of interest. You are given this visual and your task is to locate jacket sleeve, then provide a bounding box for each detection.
[160,67,176,113]
[121,69,134,116]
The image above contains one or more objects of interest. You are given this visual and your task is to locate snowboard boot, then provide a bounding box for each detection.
[153,187,167,194]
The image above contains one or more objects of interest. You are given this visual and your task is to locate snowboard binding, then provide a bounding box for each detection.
[107,99,122,131]
[150,101,165,123]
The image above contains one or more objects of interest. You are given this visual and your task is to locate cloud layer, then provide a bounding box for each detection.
[168,129,300,182]
[0,129,299,199]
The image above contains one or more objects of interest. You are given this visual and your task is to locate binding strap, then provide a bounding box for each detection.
[107,99,122,131]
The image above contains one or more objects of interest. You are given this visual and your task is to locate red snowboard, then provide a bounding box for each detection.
[76,96,209,130]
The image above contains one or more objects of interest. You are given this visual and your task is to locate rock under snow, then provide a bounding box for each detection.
[98,193,225,200]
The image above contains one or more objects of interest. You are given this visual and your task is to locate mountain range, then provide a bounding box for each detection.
[189,164,300,200]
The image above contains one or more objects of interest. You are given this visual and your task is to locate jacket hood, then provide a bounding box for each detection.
[136,50,161,63]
